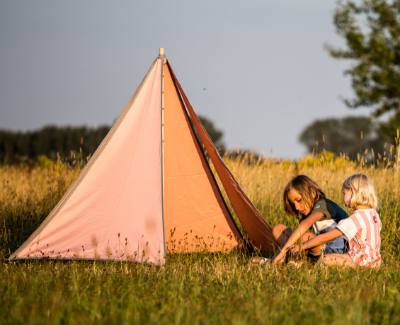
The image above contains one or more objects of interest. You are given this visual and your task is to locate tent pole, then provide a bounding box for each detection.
[160,47,167,262]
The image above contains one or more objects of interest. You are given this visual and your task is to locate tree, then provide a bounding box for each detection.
[378,112,400,141]
[327,0,400,117]
[299,116,382,160]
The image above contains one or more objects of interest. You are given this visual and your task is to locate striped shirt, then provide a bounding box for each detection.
[336,209,382,267]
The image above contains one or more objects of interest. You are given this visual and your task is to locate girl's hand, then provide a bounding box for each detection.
[272,251,286,264]
[290,244,302,254]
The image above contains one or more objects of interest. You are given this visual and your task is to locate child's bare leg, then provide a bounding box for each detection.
[323,254,357,267]
[273,224,322,252]
[250,224,292,266]
[272,225,324,259]
[298,232,323,254]
[272,224,293,248]
[287,232,320,267]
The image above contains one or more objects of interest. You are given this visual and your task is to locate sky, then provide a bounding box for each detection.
[0,1,370,158]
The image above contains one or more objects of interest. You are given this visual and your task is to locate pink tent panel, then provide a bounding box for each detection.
[13,59,165,264]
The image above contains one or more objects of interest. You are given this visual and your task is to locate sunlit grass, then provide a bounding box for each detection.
[1,149,400,324]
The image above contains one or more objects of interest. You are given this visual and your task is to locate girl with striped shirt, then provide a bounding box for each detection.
[291,173,382,268]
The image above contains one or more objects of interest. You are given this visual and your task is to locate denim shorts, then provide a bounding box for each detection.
[307,233,346,261]
[324,233,346,254]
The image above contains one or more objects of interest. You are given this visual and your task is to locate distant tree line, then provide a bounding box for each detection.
[0,116,225,165]
[0,126,110,164]
[299,116,388,160]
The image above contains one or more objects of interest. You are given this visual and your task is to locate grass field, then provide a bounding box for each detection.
[1,151,400,324]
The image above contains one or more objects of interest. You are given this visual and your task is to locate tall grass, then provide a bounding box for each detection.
[1,150,400,324]
[220,151,400,259]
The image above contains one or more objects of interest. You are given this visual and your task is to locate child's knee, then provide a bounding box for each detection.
[299,232,315,243]
[272,224,287,240]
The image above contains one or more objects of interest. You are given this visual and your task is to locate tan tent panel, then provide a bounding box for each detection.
[167,62,278,253]
[163,62,242,252]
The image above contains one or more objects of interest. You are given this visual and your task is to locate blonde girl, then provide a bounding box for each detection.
[271,175,349,264]
[291,173,382,267]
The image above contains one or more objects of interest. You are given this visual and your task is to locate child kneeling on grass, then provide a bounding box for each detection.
[291,173,382,268]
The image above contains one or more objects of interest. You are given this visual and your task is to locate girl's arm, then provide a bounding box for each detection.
[291,228,344,253]
[273,211,324,264]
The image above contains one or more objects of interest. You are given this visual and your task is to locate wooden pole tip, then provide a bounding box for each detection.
[159,47,164,55]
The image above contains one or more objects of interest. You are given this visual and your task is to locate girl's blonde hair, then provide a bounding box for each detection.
[283,175,325,217]
[342,173,378,210]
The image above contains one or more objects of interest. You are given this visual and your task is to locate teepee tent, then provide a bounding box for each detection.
[10,49,278,265]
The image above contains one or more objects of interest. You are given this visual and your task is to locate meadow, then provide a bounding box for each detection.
[1,150,400,324]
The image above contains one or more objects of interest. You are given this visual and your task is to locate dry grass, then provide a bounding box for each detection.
[1,151,400,324]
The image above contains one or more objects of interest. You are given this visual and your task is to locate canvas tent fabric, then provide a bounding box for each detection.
[10,51,278,265]
[10,59,166,264]
[163,64,242,252]
[167,63,278,252]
